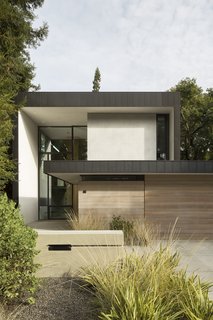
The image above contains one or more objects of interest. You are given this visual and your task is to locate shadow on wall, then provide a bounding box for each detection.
[19,197,38,224]
[21,112,38,167]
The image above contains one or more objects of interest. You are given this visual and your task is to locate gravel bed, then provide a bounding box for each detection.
[14,278,99,320]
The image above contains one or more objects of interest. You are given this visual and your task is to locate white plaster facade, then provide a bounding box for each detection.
[88,113,156,160]
[18,111,38,223]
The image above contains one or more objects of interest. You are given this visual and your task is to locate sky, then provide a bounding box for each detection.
[30,0,213,92]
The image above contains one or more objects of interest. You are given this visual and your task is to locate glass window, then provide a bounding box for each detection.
[38,126,86,220]
[39,153,48,206]
[40,132,51,153]
[49,177,72,206]
[73,127,87,160]
[157,114,169,160]
[40,127,72,159]
[39,206,48,220]
[49,206,72,219]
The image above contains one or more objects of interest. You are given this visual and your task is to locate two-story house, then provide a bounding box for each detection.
[14,92,213,238]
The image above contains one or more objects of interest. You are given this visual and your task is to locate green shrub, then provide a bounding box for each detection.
[109,215,134,244]
[81,246,213,320]
[109,215,158,246]
[0,194,39,303]
[174,272,213,320]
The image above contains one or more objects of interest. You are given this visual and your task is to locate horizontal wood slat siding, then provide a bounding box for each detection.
[145,175,213,239]
[79,181,144,219]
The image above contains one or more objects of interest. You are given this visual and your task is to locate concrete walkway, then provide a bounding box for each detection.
[174,240,213,298]
[28,221,213,299]
[127,240,213,299]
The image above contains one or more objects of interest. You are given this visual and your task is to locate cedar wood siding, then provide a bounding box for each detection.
[145,175,213,239]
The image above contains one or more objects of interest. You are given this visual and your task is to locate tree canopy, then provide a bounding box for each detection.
[170,78,213,160]
[0,0,48,192]
[92,67,101,92]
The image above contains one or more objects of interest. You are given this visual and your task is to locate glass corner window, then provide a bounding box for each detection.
[38,126,87,219]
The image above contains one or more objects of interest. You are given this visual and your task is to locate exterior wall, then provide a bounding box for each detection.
[88,113,156,160]
[78,181,144,220]
[36,230,124,277]
[18,111,38,223]
[145,175,213,239]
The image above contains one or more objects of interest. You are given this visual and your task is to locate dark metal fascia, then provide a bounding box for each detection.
[43,160,213,175]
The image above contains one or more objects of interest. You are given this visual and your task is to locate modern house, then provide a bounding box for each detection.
[14,92,213,238]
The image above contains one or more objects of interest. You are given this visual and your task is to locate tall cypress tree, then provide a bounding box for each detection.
[92,67,101,92]
[0,0,48,192]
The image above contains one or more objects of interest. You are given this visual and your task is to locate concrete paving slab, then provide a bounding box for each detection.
[127,240,213,300]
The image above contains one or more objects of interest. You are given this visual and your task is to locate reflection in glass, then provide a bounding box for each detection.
[49,177,72,207]
[39,154,48,206]
[51,139,72,160]
[49,206,72,219]
[38,126,87,219]
[39,206,48,220]
[40,132,51,153]
[73,127,87,160]
[157,114,169,160]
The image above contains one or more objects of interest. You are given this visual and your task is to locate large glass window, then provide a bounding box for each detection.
[38,126,87,219]
[157,114,169,160]
[73,127,87,160]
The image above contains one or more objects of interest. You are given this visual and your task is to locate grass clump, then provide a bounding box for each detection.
[81,246,213,320]
[0,194,39,304]
[67,211,108,230]
[68,212,158,246]
[110,215,159,246]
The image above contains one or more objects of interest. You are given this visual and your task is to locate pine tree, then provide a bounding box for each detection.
[92,67,101,92]
[0,0,48,192]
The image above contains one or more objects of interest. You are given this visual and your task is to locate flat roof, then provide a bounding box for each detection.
[17,91,180,108]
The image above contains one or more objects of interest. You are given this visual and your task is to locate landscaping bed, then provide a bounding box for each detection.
[7,278,99,320]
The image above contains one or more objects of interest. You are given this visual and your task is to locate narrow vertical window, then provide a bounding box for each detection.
[157,114,169,160]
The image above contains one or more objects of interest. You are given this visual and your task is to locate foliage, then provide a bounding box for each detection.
[0,94,16,191]
[0,194,39,303]
[109,215,134,244]
[92,67,101,92]
[67,212,158,246]
[0,0,48,191]
[132,219,160,246]
[109,215,159,246]
[81,246,213,320]
[170,78,213,160]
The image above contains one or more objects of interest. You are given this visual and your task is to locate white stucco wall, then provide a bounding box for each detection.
[18,111,38,223]
[88,113,156,160]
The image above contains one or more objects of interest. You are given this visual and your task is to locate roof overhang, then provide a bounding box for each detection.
[18,91,181,160]
[18,91,180,126]
[21,106,175,126]
[44,160,213,184]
